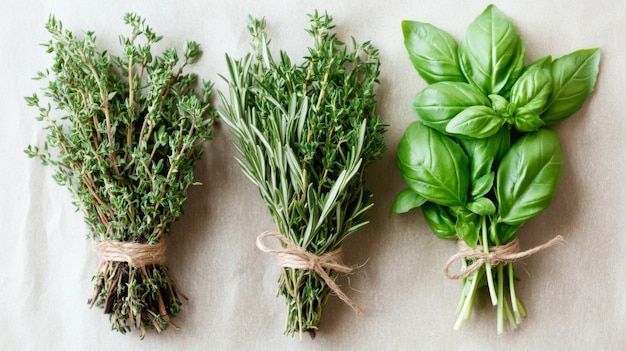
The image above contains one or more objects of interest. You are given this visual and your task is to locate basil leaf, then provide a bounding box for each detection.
[489,94,509,114]
[467,197,496,216]
[458,4,525,95]
[392,188,427,213]
[510,62,553,113]
[458,127,510,181]
[514,108,545,132]
[470,171,495,199]
[496,128,563,225]
[541,48,601,124]
[455,212,479,248]
[446,105,504,138]
[422,202,457,240]
[397,121,469,206]
[402,20,465,84]
[413,82,490,134]
[521,56,552,74]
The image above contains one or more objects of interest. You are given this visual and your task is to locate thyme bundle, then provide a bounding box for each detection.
[25,14,215,337]
[219,13,386,338]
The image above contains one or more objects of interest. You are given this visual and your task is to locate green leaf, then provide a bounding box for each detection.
[455,212,479,248]
[24,93,40,106]
[496,128,563,225]
[467,197,496,216]
[470,171,494,199]
[541,48,601,124]
[514,108,545,132]
[510,61,553,113]
[402,20,465,84]
[392,188,427,213]
[458,127,510,181]
[489,94,509,114]
[397,121,469,206]
[521,55,552,74]
[413,81,490,134]
[422,202,457,240]
[446,105,504,138]
[458,4,525,95]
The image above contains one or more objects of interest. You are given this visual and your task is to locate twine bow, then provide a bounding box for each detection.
[256,231,363,313]
[93,240,167,268]
[444,235,565,279]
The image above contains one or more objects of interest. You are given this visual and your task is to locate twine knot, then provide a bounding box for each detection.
[93,240,167,268]
[256,231,363,313]
[444,235,564,279]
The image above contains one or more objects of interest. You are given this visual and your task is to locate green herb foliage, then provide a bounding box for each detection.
[393,5,600,332]
[220,13,386,338]
[25,14,215,337]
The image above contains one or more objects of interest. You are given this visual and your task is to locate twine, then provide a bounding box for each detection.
[256,231,363,313]
[444,235,565,280]
[93,240,167,268]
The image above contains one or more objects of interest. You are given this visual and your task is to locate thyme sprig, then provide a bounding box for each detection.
[25,13,215,337]
[220,12,386,338]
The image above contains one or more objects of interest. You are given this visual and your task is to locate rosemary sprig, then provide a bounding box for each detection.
[219,12,386,338]
[25,13,215,337]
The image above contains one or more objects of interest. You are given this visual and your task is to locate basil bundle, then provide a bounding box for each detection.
[220,13,386,338]
[25,14,215,337]
[393,5,600,332]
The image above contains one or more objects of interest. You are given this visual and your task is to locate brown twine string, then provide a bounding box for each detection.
[444,235,565,280]
[93,240,167,268]
[256,231,363,313]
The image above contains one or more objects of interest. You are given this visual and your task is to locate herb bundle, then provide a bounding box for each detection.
[219,13,386,338]
[25,14,215,337]
[393,5,600,332]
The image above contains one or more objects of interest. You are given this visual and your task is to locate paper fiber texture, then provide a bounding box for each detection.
[1,0,624,349]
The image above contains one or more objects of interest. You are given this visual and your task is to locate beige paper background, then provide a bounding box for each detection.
[1,0,624,349]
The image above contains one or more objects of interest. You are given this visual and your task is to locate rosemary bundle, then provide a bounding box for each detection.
[219,13,386,338]
[25,14,215,337]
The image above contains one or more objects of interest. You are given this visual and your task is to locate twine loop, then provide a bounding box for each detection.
[93,240,167,268]
[444,235,564,280]
[256,231,363,313]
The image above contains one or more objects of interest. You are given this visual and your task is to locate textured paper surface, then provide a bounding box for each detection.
[1,0,624,349]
